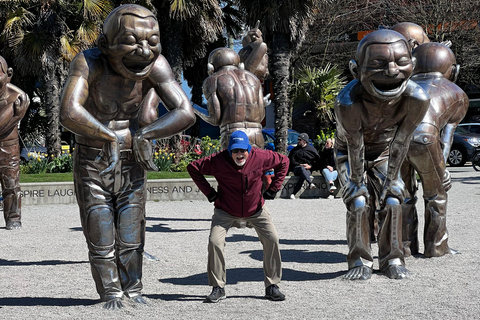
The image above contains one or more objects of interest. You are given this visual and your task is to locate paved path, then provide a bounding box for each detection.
[0,166,479,319]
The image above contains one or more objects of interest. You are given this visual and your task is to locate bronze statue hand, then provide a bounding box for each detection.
[443,169,452,192]
[97,140,120,176]
[343,181,369,206]
[380,178,405,207]
[263,93,271,106]
[133,132,158,171]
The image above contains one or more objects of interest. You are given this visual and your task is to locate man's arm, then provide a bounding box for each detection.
[187,155,218,202]
[264,151,289,192]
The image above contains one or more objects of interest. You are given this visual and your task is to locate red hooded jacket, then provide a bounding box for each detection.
[187,148,289,217]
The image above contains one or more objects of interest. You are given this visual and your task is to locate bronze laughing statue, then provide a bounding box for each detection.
[401,42,468,257]
[238,21,269,82]
[194,48,265,149]
[334,29,430,280]
[59,4,195,309]
[0,55,30,230]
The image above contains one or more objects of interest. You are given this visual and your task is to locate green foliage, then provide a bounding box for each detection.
[20,151,73,174]
[198,136,221,158]
[153,149,175,171]
[313,128,336,151]
[46,152,73,173]
[20,152,49,174]
[290,63,347,122]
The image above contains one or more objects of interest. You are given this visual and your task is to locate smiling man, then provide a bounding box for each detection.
[334,29,430,280]
[187,130,289,303]
[59,4,195,310]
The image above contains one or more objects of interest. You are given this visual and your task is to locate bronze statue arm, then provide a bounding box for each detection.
[194,78,221,125]
[59,58,117,144]
[0,88,29,137]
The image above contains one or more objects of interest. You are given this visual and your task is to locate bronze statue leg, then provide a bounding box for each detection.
[344,195,374,280]
[400,161,419,256]
[369,160,408,279]
[0,144,21,229]
[337,154,373,280]
[74,145,147,303]
[408,140,451,257]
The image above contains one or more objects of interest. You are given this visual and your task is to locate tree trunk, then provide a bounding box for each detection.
[44,63,63,158]
[270,32,291,155]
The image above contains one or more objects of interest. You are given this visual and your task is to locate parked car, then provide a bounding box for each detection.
[448,124,480,166]
[262,128,303,154]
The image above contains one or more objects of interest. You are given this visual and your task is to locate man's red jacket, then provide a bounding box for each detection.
[187,148,289,217]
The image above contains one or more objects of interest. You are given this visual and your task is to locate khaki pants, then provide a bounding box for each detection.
[208,206,282,288]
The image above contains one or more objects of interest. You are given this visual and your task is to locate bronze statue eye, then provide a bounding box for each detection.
[148,35,160,46]
[396,57,411,66]
[368,59,385,67]
[122,35,137,45]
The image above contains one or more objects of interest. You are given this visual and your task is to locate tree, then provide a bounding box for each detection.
[295,0,480,95]
[236,0,318,154]
[290,63,347,136]
[0,0,113,157]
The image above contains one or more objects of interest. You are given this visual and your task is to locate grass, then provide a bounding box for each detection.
[19,171,192,183]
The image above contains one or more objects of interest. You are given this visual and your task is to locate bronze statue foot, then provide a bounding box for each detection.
[449,248,460,255]
[384,265,410,279]
[6,221,21,230]
[343,266,372,280]
[130,295,148,305]
[103,297,124,310]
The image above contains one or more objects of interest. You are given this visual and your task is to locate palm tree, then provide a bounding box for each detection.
[0,0,113,157]
[235,0,317,154]
[290,63,347,131]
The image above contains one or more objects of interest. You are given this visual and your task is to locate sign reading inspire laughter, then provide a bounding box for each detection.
[17,176,332,205]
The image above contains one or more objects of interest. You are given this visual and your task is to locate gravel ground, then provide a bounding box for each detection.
[0,166,479,319]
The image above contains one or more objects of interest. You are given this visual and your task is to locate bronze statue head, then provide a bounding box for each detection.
[207,48,240,75]
[97,4,161,80]
[351,29,415,100]
[413,42,459,82]
[0,55,13,97]
[391,22,430,50]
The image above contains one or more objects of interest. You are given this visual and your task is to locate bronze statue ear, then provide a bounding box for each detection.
[349,60,358,78]
[207,63,215,75]
[7,67,13,81]
[450,64,460,83]
[97,34,108,55]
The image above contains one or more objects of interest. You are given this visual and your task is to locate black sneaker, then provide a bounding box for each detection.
[204,286,226,303]
[265,284,285,301]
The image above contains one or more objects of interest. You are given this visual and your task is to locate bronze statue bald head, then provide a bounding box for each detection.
[351,29,415,101]
[413,42,459,82]
[97,4,161,80]
[391,22,430,50]
[0,55,13,96]
[207,48,240,75]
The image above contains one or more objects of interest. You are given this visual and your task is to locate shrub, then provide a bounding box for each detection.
[153,149,174,171]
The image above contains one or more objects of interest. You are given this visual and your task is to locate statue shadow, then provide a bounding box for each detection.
[0,297,97,307]
[0,259,87,267]
[242,248,345,264]
[226,234,347,246]
[159,267,344,286]
[146,223,208,233]
[146,217,211,222]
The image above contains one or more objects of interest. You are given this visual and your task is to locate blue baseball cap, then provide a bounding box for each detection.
[228,131,252,154]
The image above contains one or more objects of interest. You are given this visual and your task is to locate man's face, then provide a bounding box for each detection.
[231,149,249,166]
[105,15,160,80]
[359,41,413,100]
[297,139,307,148]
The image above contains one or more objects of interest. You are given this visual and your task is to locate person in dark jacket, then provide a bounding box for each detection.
[320,138,338,194]
[288,133,321,199]
[187,130,289,303]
